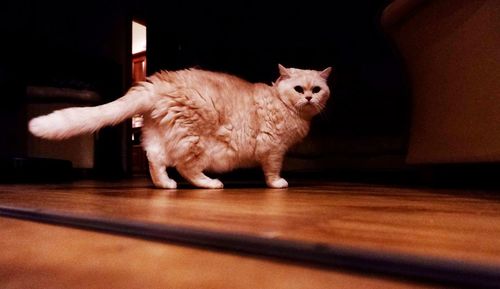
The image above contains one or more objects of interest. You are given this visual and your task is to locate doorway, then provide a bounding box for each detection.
[131,20,148,175]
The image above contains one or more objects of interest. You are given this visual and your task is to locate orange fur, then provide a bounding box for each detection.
[29,65,332,188]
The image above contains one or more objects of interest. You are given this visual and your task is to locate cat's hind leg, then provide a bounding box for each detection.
[171,135,223,189]
[179,170,224,189]
[149,161,177,189]
[177,159,223,189]
[144,142,177,189]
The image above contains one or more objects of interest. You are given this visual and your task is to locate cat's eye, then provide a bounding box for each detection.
[294,86,304,94]
[312,86,321,93]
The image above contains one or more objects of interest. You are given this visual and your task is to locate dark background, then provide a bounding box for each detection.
[1,0,414,181]
[146,0,409,135]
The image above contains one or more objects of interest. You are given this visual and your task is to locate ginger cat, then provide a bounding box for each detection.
[29,64,332,189]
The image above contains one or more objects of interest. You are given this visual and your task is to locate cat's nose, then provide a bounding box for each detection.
[305,96,312,101]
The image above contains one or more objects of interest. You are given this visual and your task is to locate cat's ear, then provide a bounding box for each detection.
[319,67,332,79]
[275,64,291,84]
[278,64,291,78]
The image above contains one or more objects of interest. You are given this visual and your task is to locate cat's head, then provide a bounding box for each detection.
[274,64,332,118]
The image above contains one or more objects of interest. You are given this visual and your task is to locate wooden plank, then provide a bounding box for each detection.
[1,205,499,288]
[0,217,440,289]
[1,180,499,264]
[0,179,500,287]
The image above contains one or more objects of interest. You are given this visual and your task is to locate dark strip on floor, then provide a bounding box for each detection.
[1,205,499,289]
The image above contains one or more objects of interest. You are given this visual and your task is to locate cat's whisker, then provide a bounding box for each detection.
[313,103,322,114]
[312,102,329,122]
[318,107,330,122]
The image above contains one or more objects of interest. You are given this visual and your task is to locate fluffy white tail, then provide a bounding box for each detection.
[29,82,154,139]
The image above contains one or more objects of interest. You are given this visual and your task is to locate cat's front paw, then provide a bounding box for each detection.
[267,178,288,189]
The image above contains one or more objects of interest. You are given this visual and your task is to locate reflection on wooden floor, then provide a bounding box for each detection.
[0,178,499,288]
[0,217,439,289]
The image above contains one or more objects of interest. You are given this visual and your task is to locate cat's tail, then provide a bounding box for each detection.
[29,82,155,139]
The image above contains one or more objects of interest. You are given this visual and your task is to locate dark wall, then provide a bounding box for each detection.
[0,0,410,178]
[1,0,132,176]
[147,0,410,170]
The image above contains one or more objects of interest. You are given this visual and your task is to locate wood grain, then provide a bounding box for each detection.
[0,217,441,289]
[0,178,499,267]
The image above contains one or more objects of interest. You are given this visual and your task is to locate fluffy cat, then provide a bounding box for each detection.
[29,64,332,189]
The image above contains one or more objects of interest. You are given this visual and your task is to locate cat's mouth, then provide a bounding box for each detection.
[296,101,323,115]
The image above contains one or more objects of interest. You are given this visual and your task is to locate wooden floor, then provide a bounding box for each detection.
[0,217,439,289]
[1,178,500,288]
